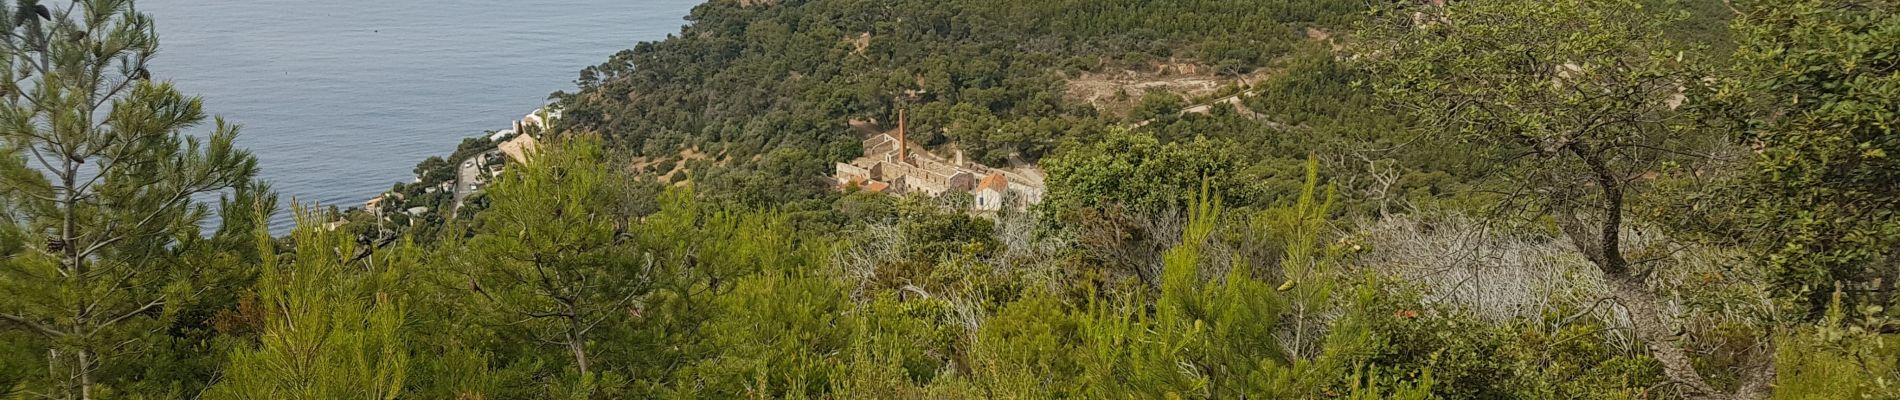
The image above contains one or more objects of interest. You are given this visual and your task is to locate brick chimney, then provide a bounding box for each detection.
[897,109,909,165]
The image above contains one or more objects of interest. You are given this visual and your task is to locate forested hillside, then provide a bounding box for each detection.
[555,0,1373,208]
[2,0,1897,399]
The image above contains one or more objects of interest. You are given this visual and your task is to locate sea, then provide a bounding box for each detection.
[140,0,704,231]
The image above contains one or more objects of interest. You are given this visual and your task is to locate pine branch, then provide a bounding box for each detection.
[93,298,162,332]
[0,311,63,338]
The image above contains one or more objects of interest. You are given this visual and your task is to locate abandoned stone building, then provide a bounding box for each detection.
[834,111,1045,211]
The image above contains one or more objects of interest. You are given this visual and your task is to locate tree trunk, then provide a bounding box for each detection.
[1605,275,1723,399]
[64,151,92,400]
[1550,145,1769,400]
[77,349,92,400]
[1562,210,1756,400]
[566,321,591,376]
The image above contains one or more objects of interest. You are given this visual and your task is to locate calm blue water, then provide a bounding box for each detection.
[142,0,702,230]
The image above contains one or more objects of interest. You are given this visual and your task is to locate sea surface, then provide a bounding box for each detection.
[141,0,703,230]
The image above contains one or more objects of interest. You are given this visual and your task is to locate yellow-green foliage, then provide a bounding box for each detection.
[1061,182,1289,398]
[966,292,1084,397]
[1049,162,1437,399]
[673,268,849,398]
[205,208,409,399]
[1773,290,1900,399]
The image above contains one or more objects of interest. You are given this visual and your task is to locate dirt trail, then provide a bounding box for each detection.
[1066,62,1276,119]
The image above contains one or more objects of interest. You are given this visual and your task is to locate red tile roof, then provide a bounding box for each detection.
[976,173,1008,193]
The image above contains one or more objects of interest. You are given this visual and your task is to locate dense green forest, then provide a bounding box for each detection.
[3,0,1899,399]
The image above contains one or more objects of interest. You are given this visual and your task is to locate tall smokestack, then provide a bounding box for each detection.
[897,109,908,164]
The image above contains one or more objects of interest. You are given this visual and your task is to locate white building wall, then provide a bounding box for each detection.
[974,188,1004,211]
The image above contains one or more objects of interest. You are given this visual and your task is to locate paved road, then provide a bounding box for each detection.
[452,155,483,211]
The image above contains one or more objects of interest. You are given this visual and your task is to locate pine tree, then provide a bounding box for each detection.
[465,134,639,383]
[0,1,260,398]
[204,207,409,399]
